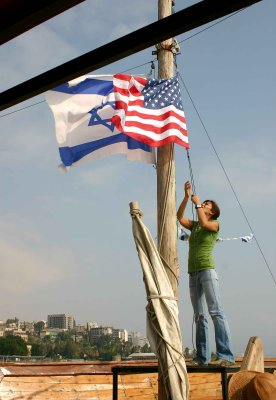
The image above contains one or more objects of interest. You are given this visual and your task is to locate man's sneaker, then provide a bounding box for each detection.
[209,357,235,367]
[186,359,206,366]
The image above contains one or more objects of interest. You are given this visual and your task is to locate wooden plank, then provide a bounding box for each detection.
[188,372,222,383]
[121,395,157,400]
[0,391,112,399]
[190,397,222,400]
[0,388,158,400]
[120,374,157,385]
[2,375,113,384]
[0,382,113,392]
[188,373,222,400]
[123,387,157,395]
[0,370,226,400]
[1,360,275,400]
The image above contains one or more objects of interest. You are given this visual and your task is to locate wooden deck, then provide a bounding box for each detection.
[0,359,275,399]
[0,361,156,400]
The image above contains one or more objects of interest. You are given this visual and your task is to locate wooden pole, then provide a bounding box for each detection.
[157,1,179,399]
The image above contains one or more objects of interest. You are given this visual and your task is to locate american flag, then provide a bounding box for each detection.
[110,74,189,148]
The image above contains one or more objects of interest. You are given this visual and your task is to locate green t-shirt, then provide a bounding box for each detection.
[188,220,219,273]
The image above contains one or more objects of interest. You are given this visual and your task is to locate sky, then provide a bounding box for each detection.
[0,0,276,357]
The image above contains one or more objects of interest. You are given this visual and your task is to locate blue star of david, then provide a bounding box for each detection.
[88,100,115,132]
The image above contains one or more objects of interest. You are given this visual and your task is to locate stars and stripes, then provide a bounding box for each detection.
[111,74,189,148]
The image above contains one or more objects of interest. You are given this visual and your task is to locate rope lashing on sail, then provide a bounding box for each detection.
[148,295,178,301]
[145,302,188,398]
[130,207,143,218]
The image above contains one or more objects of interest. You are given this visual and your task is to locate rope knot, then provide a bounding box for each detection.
[155,39,180,55]
[130,208,143,218]
[148,295,178,301]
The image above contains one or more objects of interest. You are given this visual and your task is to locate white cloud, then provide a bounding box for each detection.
[0,26,76,91]
[0,240,61,292]
[77,161,125,187]
[46,0,156,44]
[0,215,40,244]
[194,141,276,206]
[0,105,57,168]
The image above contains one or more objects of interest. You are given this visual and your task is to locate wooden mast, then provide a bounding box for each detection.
[157,0,179,398]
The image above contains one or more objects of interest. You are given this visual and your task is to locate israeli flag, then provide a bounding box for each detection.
[46,75,155,169]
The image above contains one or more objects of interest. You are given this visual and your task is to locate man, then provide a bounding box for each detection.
[177,181,235,366]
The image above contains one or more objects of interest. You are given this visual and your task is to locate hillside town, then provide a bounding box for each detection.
[0,314,154,362]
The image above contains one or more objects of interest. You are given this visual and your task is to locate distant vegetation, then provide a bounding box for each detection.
[22,331,152,361]
[0,336,28,356]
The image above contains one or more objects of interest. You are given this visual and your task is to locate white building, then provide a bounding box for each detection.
[112,329,128,342]
[89,326,113,342]
[129,331,149,347]
[87,322,98,330]
[89,326,129,343]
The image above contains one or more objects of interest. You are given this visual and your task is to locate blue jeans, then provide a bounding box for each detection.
[189,269,234,364]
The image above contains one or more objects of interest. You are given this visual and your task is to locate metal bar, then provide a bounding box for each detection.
[111,365,275,399]
[221,371,229,400]
[111,364,234,400]
[113,369,118,400]
[0,0,262,112]
[0,0,86,45]
[112,365,158,374]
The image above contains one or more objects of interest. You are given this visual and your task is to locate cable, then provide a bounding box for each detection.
[177,72,276,288]
[186,149,196,195]
[178,8,246,44]
[0,99,45,118]
[120,59,157,74]
[185,149,196,221]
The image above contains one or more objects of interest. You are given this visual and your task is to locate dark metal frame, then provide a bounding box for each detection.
[0,0,86,46]
[111,364,275,400]
[0,0,262,111]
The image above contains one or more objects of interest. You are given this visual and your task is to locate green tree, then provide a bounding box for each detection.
[61,340,79,359]
[56,331,72,341]
[93,335,122,361]
[129,345,141,354]
[31,342,43,356]
[121,341,141,357]
[34,321,45,334]
[0,336,28,356]
[81,340,98,360]
[141,343,152,353]
[42,336,55,357]
[6,318,19,325]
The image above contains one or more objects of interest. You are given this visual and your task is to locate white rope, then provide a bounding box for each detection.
[217,233,254,243]
[178,226,254,244]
